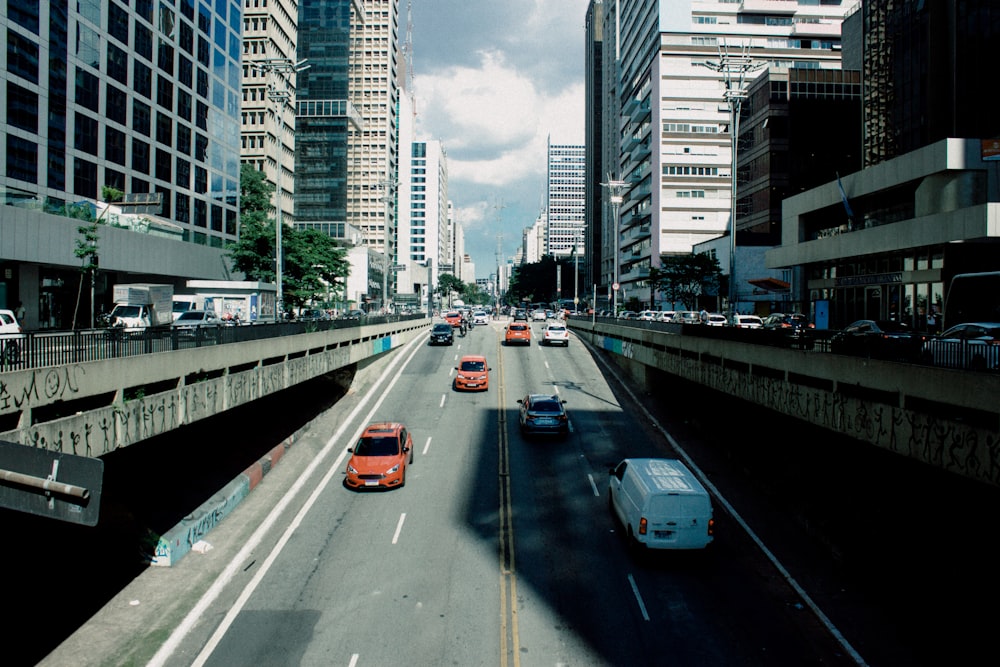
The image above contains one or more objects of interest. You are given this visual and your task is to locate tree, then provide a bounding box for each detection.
[649,254,723,310]
[228,164,349,311]
[72,186,124,328]
[507,255,558,304]
[437,273,466,305]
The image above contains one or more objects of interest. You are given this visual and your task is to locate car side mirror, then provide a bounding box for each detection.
[347,448,354,453]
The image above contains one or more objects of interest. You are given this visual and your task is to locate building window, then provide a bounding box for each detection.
[6,135,38,183]
[8,0,40,33]
[132,138,150,174]
[155,148,172,182]
[156,112,173,146]
[8,32,40,83]
[75,69,100,112]
[108,2,129,44]
[73,157,98,198]
[74,113,99,155]
[105,127,126,165]
[134,21,153,60]
[134,61,153,99]
[133,100,152,135]
[6,83,38,132]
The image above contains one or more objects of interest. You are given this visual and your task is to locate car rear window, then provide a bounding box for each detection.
[355,435,400,456]
[531,400,562,412]
[510,324,527,331]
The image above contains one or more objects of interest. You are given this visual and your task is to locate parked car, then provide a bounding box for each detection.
[0,308,25,365]
[472,310,489,325]
[637,310,658,321]
[428,322,454,345]
[761,312,816,349]
[734,315,763,329]
[344,422,413,490]
[830,319,927,361]
[444,311,463,328]
[542,322,570,346]
[672,311,701,325]
[454,355,491,391]
[618,310,637,320]
[505,322,531,346]
[517,393,569,438]
[657,311,676,322]
[920,322,1000,371]
[705,313,728,327]
[171,310,221,335]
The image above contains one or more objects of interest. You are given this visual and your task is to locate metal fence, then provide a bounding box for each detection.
[0,313,428,374]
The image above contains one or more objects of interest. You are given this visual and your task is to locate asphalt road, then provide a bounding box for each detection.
[15,317,1000,666]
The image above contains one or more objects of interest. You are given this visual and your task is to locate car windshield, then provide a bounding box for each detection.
[354,435,400,456]
[113,305,141,318]
[177,312,206,321]
[461,360,486,371]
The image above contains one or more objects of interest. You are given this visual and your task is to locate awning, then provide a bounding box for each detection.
[748,277,790,292]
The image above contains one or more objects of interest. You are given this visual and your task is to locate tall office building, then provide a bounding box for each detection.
[546,140,586,261]
[347,0,401,305]
[241,0,300,226]
[294,0,363,241]
[584,0,604,297]
[599,0,851,309]
[1,0,244,327]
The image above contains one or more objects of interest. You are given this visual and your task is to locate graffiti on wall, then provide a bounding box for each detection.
[0,365,86,414]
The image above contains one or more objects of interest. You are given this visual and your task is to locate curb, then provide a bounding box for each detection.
[150,436,295,567]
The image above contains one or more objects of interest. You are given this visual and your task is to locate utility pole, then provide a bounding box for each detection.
[379,178,398,313]
[494,197,506,313]
[701,42,762,325]
[601,176,628,316]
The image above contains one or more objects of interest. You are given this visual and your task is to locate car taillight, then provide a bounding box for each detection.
[639,517,648,535]
[708,518,715,536]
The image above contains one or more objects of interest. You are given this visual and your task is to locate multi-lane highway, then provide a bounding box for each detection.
[18,316,1000,666]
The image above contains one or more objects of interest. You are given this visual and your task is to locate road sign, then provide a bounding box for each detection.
[612,282,620,291]
[389,264,407,271]
[0,440,103,525]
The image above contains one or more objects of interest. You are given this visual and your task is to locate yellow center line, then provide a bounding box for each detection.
[497,326,520,667]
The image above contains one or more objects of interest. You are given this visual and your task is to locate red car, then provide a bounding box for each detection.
[444,311,463,328]
[454,354,491,391]
[505,322,531,346]
[345,422,414,489]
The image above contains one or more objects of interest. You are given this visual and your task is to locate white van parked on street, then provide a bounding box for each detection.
[608,458,714,551]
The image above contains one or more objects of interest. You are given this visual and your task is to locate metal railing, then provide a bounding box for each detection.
[0,313,428,373]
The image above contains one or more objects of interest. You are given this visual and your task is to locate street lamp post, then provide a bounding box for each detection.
[251,58,309,318]
[379,179,397,313]
[602,176,627,316]
[701,43,762,325]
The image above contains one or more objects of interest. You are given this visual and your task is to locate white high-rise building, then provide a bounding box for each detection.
[601,0,852,308]
[546,140,586,260]
[240,0,300,226]
[397,134,448,309]
[348,0,401,306]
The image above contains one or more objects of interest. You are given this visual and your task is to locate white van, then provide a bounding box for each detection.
[608,458,714,550]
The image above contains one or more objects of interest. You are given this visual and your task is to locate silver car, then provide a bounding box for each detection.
[921,322,1000,370]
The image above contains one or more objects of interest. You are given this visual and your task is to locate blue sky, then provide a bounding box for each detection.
[410,0,590,278]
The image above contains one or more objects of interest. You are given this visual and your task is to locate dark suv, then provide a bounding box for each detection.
[429,323,454,345]
[761,313,815,349]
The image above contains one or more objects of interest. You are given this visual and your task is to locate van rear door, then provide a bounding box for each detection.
[647,493,713,548]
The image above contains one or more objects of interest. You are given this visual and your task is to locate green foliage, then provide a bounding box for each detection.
[229,164,349,311]
[649,253,723,310]
[437,273,466,299]
[507,255,559,304]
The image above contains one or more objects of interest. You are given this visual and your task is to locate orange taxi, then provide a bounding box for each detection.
[505,322,531,346]
[454,354,491,391]
[344,422,414,489]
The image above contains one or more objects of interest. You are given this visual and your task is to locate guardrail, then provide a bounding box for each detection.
[0,313,428,374]
[574,315,997,372]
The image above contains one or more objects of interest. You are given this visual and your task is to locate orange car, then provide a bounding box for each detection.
[505,322,531,346]
[345,422,414,489]
[444,311,463,328]
[454,354,491,391]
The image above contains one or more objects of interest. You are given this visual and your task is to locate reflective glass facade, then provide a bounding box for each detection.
[1,0,243,247]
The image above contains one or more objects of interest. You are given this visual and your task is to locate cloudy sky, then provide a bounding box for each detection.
[409,0,591,278]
